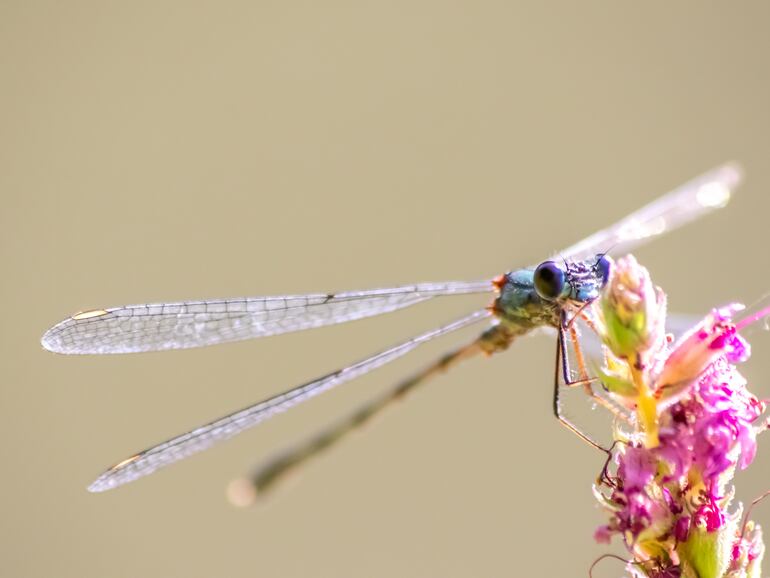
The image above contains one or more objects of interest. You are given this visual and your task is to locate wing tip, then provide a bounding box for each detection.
[690,161,744,212]
[40,323,69,354]
[40,311,110,355]
[87,479,109,493]
[711,161,745,194]
[87,469,129,493]
[719,160,744,184]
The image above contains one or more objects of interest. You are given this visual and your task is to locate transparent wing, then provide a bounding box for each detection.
[557,163,742,262]
[42,165,738,356]
[736,291,770,337]
[577,313,702,361]
[42,281,493,354]
[665,313,703,341]
[87,309,491,491]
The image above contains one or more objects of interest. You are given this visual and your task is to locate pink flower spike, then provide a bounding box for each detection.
[590,254,768,577]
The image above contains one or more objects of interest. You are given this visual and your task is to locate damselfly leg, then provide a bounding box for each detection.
[553,311,609,453]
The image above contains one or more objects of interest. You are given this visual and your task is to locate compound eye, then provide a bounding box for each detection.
[534,261,565,300]
[595,254,612,287]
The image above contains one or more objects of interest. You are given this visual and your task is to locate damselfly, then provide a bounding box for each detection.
[41,164,741,494]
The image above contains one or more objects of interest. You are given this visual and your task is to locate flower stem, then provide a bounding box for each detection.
[630,355,659,448]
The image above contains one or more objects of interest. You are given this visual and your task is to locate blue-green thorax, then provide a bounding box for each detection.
[492,258,608,336]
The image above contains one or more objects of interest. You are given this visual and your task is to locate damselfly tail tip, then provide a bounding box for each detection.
[226,478,258,508]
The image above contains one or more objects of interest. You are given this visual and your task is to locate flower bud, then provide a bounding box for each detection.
[600,255,666,361]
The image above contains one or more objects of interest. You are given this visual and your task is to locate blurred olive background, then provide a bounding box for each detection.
[2,2,770,577]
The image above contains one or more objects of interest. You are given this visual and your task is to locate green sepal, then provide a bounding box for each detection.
[678,513,738,578]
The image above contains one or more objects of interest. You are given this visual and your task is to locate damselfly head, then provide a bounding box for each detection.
[533,256,612,305]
